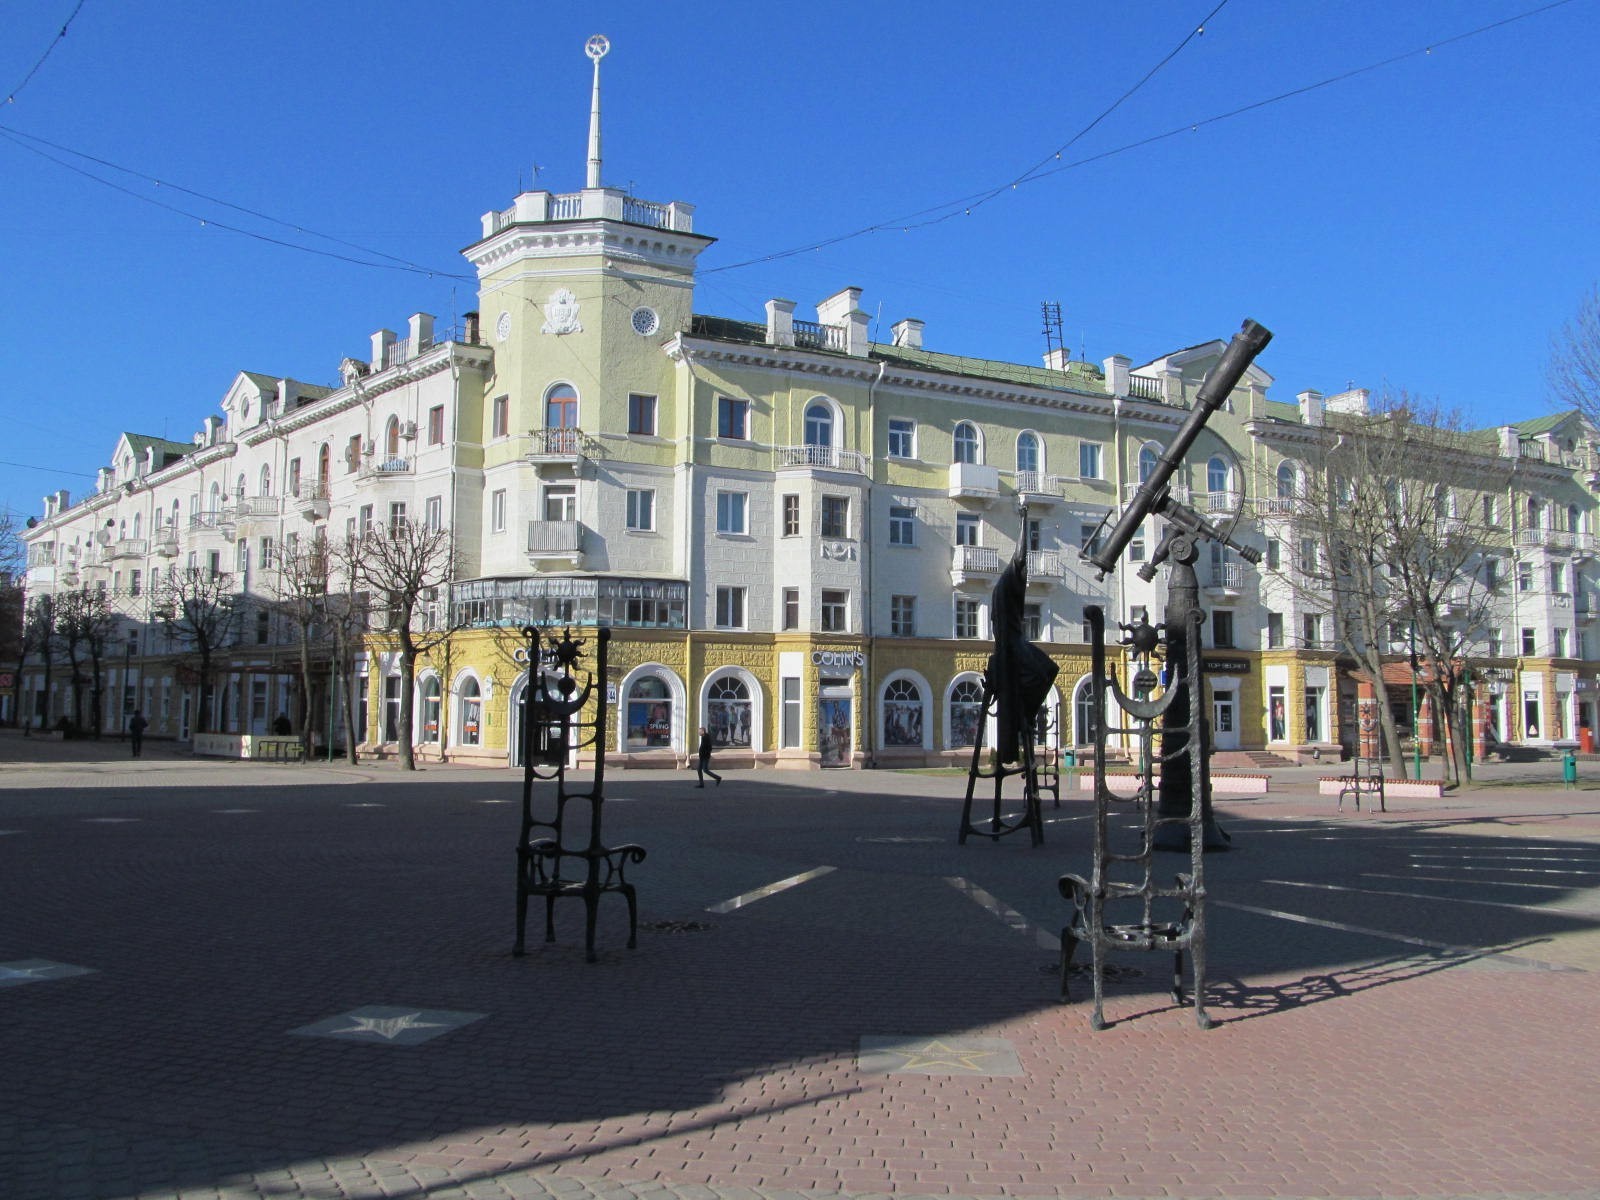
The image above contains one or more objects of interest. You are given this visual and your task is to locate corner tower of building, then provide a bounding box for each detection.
[462,34,713,464]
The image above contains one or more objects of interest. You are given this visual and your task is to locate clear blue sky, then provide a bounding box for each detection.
[2,0,1596,524]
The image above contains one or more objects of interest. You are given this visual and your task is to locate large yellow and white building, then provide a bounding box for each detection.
[18,47,1600,768]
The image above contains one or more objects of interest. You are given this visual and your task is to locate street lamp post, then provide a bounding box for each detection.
[121,634,135,739]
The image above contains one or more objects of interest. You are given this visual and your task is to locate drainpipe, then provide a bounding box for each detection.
[863,358,886,767]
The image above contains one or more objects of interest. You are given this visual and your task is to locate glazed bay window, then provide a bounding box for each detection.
[781,494,800,537]
[888,504,915,546]
[820,589,848,633]
[887,418,916,459]
[715,585,747,629]
[821,495,849,539]
[716,490,748,535]
[626,489,655,531]
[717,395,749,440]
[955,598,981,639]
[891,594,916,637]
[628,392,658,436]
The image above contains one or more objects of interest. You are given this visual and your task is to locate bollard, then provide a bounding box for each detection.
[1563,749,1578,790]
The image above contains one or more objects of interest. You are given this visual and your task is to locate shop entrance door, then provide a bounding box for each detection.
[818,691,852,768]
[1211,691,1239,750]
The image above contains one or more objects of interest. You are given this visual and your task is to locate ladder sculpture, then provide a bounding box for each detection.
[513,625,646,962]
[1058,604,1212,1029]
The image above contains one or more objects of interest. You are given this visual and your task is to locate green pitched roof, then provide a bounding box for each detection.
[1510,410,1578,436]
[123,433,192,463]
[869,343,1107,394]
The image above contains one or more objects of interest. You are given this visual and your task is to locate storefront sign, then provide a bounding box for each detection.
[811,649,865,672]
[1202,655,1251,675]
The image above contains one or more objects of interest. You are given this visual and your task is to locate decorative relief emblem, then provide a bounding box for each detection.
[541,289,583,336]
[495,311,512,342]
[820,540,857,561]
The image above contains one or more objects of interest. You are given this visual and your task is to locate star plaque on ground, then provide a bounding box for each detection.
[857,1035,1023,1076]
[289,1005,486,1046]
[0,959,96,988]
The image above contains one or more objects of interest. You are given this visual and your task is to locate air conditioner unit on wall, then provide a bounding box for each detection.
[401,421,418,440]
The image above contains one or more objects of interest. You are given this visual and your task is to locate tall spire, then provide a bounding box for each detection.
[584,34,609,190]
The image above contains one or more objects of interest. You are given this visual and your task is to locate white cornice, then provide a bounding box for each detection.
[466,219,712,275]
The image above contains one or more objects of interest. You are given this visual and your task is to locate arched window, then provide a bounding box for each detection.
[1016,432,1040,477]
[1569,504,1583,535]
[132,512,142,539]
[1074,677,1100,747]
[706,676,752,748]
[882,679,925,747]
[209,482,222,512]
[260,465,272,497]
[420,677,441,744]
[1207,456,1232,494]
[385,416,401,457]
[173,498,183,526]
[953,422,980,465]
[804,401,833,448]
[1139,445,1160,483]
[1276,461,1297,499]
[1528,498,1544,530]
[235,473,247,499]
[459,677,482,746]
[625,676,673,749]
[317,443,330,484]
[949,679,985,748]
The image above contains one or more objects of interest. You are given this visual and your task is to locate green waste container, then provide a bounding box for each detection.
[1563,749,1578,789]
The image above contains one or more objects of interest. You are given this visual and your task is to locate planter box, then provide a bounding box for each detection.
[1318,777,1445,800]
[1072,771,1269,795]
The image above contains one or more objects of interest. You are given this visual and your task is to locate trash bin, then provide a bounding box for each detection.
[1563,749,1578,789]
[1062,749,1076,767]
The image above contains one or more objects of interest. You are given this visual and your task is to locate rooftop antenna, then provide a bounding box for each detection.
[1041,301,1066,371]
[585,35,610,190]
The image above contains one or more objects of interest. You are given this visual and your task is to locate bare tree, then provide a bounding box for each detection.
[265,535,336,757]
[1267,395,1506,780]
[155,567,239,733]
[1549,285,1600,422]
[343,518,454,770]
[57,587,119,737]
[18,593,57,733]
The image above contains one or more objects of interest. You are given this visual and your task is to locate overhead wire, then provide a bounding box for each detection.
[705,0,1582,276]
[5,0,88,106]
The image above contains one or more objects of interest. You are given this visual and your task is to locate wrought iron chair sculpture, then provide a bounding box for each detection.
[1059,605,1212,1029]
[513,625,646,962]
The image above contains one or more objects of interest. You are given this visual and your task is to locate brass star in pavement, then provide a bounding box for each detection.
[890,1039,1000,1071]
[330,1012,448,1041]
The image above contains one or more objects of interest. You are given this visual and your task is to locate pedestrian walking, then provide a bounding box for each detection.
[696,726,721,787]
[128,710,148,758]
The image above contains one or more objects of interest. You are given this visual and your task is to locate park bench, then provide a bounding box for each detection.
[513,626,646,963]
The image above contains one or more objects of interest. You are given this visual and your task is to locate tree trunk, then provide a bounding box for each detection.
[397,633,417,771]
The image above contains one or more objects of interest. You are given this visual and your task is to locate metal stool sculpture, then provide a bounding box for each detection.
[1058,605,1212,1029]
[959,514,1057,847]
[513,625,646,962]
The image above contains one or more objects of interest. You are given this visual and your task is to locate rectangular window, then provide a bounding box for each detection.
[129,569,142,597]
[424,496,442,531]
[821,589,848,633]
[1298,538,1318,574]
[1551,562,1567,593]
[1266,611,1284,648]
[782,587,800,631]
[1302,613,1321,649]
[781,494,800,537]
[1265,539,1281,571]
[346,434,362,473]
[1078,441,1103,480]
[492,394,509,439]
[716,491,748,534]
[288,458,301,494]
[1518,563,1534,592]
[359,505,373,535]
[891,594,916,637]
[236,539,249,575]
[1079,520,1103,558]
[1023,604,1043,642]
[717,396,749,440]
[428,405,445,444]
[1522,627,1537,655]
[1482,494,1498,525]
[256,608,271,646]
[1129,521,1146,563]
[954,598,981,639]
[628,393,658,436]
[888,505,915,546]
[715,585,747,629]
[1487,628,1503,657]
[491,489,507,533]
[956,513,980,547]
[1483,557,1499,588]
[1554,627,1569,657]
[543,485,576,522]
[626,489,655,531]
[387,502,406,530]
[887,418,916,459]
[821,495,849,538]
[259,536,274,569]
[1212,610,1235,649]
[781,677,801,748]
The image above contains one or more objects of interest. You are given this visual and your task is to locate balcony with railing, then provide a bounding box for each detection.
[950,544,1002,585]
[295,481,331,520]
[188,511,235,536]
[775,444,869,475]
[1026,550,1067,580]
[1127,375,1166,403]
[1201,490,1243,516]
[526,520,586,567]
[486,190,696,237]
[1517,526,1572,551]
[1015,471,1064,503]
[948,461,1001,503]
[1203,559,1250,596]
[791,319,846,352]
[111,538,148,560]
[1121,480,1191,505]
[154,534,180,557]
[359,455,414,480]
[1252,496,1296,517]
[522,428,597,466]
[232,496,282,521]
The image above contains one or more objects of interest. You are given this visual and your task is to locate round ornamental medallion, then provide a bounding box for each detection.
[630,306,660,336]
[495,311,512,342]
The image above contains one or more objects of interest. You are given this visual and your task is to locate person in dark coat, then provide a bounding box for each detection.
[128,710,149,758]
[696,726,721,787]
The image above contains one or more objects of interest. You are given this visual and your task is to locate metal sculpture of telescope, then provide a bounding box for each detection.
[1082,318,1273,851]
